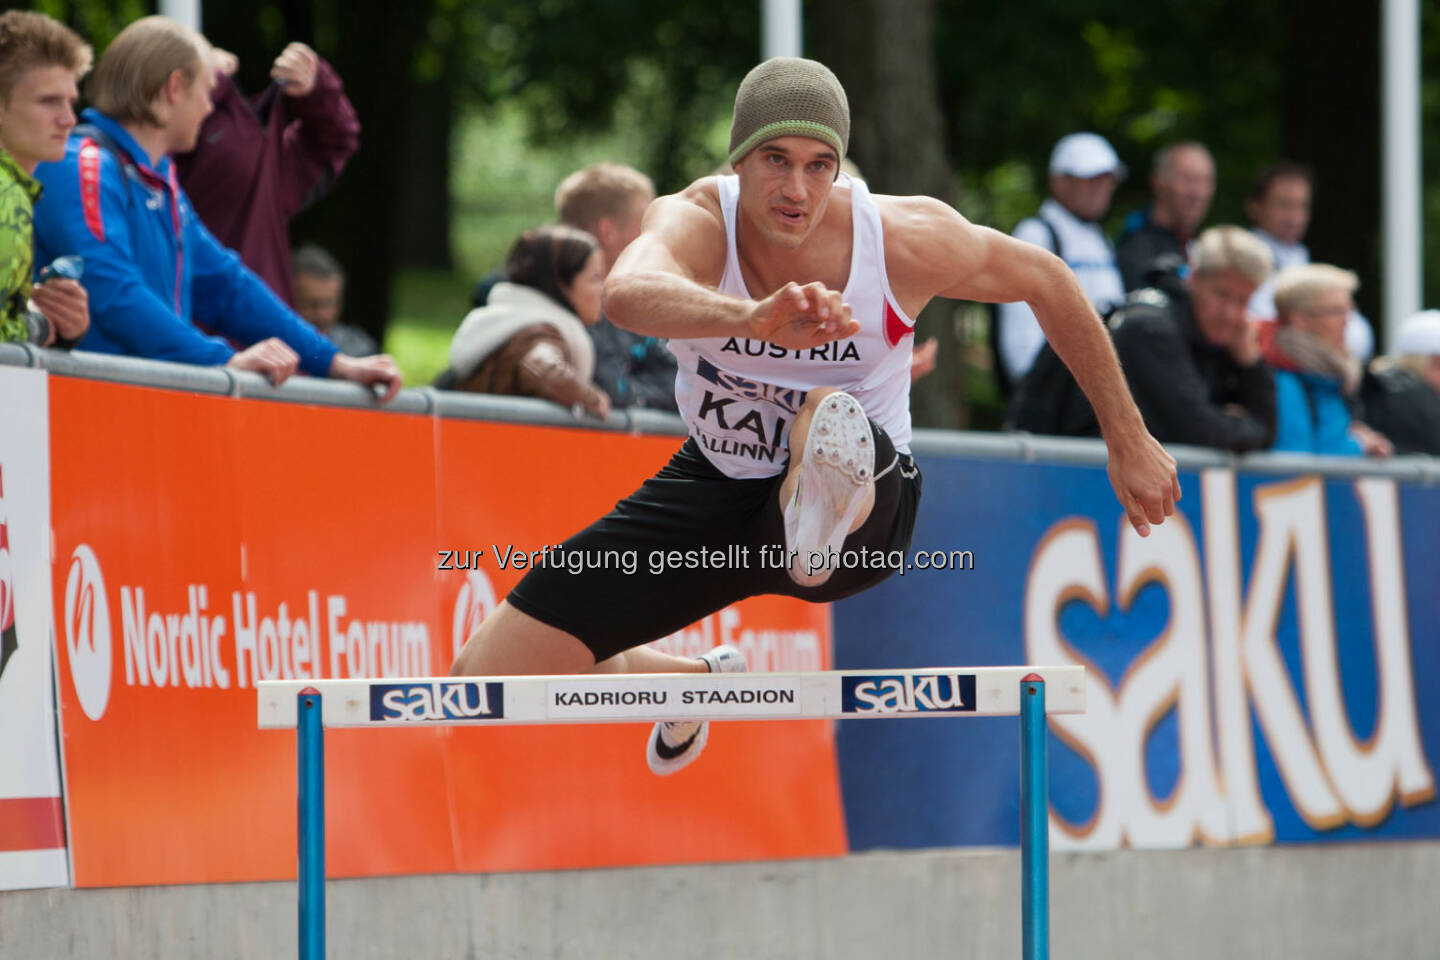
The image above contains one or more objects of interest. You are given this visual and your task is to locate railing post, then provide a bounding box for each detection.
[1020,676,1049,960]
[298,690,325,960]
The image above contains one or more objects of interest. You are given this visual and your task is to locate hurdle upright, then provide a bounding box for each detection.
[259,664,1085,960]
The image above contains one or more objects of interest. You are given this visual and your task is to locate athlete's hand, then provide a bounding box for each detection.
[1105,426,1180,538]
[747,281,860,349]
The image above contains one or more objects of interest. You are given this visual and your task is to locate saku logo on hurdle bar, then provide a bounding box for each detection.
[841,673,978,714]
[368,680,505,722]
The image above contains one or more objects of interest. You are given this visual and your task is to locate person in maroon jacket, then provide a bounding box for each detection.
[174,42,359,306]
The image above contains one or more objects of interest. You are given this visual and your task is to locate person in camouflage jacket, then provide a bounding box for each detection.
[0,147,43,343]
[0,11,91,347]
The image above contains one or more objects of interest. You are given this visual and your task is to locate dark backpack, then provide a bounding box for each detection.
[988,216,1062,399]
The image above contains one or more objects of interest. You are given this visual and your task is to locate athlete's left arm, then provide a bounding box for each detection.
[883,196,1180,537]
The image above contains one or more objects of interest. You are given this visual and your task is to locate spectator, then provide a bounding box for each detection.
[1263,264,1390,457]
[1245,162,1374,361]
[31,17,398,398]
[174,41,358,306]
[1014,225,1276,452]
[0,11,91,348]
[556,162,680,411]
[445,225,609,418]
[1361,311,1440,455]
[994,132,1126,389]
[291,243,376,356]
[1115,141,1215,291]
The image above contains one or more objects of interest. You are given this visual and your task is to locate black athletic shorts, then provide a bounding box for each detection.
[507,418,922,662]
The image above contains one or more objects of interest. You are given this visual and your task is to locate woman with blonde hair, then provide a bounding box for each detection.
[1263,263,1391,457]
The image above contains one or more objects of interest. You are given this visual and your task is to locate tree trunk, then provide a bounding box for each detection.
[394,70,454,269]
[292,0,434,343]
[812,0,965,428]
[1282,0,1381,333]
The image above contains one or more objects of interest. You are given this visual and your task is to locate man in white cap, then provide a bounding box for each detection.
[1361,310,1440,455]
[995,132,1127,389]
[451,58,1180,775]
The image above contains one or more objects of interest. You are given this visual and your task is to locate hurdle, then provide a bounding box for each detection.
[258,664,1085,960]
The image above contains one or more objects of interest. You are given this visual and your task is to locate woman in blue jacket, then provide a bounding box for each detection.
[1263,263,1391,457]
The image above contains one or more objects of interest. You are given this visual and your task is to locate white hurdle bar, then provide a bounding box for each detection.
[258,665,1085,960]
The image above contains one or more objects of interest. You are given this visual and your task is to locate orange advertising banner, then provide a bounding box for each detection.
[50,377,844,887]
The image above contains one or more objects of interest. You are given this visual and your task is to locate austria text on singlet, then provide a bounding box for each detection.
[668,173,916,480]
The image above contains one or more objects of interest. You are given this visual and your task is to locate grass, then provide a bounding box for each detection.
[384,270,475,387]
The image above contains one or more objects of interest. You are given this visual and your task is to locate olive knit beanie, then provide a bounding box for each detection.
[727,58,850,169]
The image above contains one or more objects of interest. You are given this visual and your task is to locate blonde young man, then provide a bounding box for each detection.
[0,10,91,346]
[452,59,1179,774]
[31,16,399,397]
[554,163,680,410]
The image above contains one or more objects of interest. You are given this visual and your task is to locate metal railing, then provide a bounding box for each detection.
[5,342,1436,485]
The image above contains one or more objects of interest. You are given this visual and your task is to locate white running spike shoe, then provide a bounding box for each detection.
[645,644,747,776]
[784,391,875,587]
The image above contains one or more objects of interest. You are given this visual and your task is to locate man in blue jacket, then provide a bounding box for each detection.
[32,16,399,397]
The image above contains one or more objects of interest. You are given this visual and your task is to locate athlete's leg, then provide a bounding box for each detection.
[779,388,878,586]
[778,387,876,534]
[450,601,708,676]
[450,601,593,675]
[591,646,710,675]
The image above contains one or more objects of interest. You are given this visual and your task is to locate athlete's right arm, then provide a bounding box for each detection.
[604,187,859,347]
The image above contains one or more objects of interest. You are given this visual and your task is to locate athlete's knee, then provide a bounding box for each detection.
[450,632,482,675]
[450,612,498,675]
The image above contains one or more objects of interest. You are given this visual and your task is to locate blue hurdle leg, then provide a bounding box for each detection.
[298,691,326,960]
[1020,677,1049,960]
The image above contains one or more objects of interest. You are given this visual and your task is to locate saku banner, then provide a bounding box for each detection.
[46,373,841,887]
[0,368,67,890]
[834,455,1440,851]
[12,363,1439,889]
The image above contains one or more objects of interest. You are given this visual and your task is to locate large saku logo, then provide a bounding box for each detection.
[1027,472,1436,849]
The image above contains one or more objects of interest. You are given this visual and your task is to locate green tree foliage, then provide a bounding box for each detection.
[29,0,151,52]
[25,1,1440,356]
[934,0,1284,234]
[449,0,757,192]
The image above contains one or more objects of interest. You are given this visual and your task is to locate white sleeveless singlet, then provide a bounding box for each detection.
[669,173,916,479]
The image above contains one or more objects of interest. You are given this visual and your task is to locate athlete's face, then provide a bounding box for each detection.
[735,136,839,250]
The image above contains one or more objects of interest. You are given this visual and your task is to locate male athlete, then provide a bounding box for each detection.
[452,58,1179,774]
